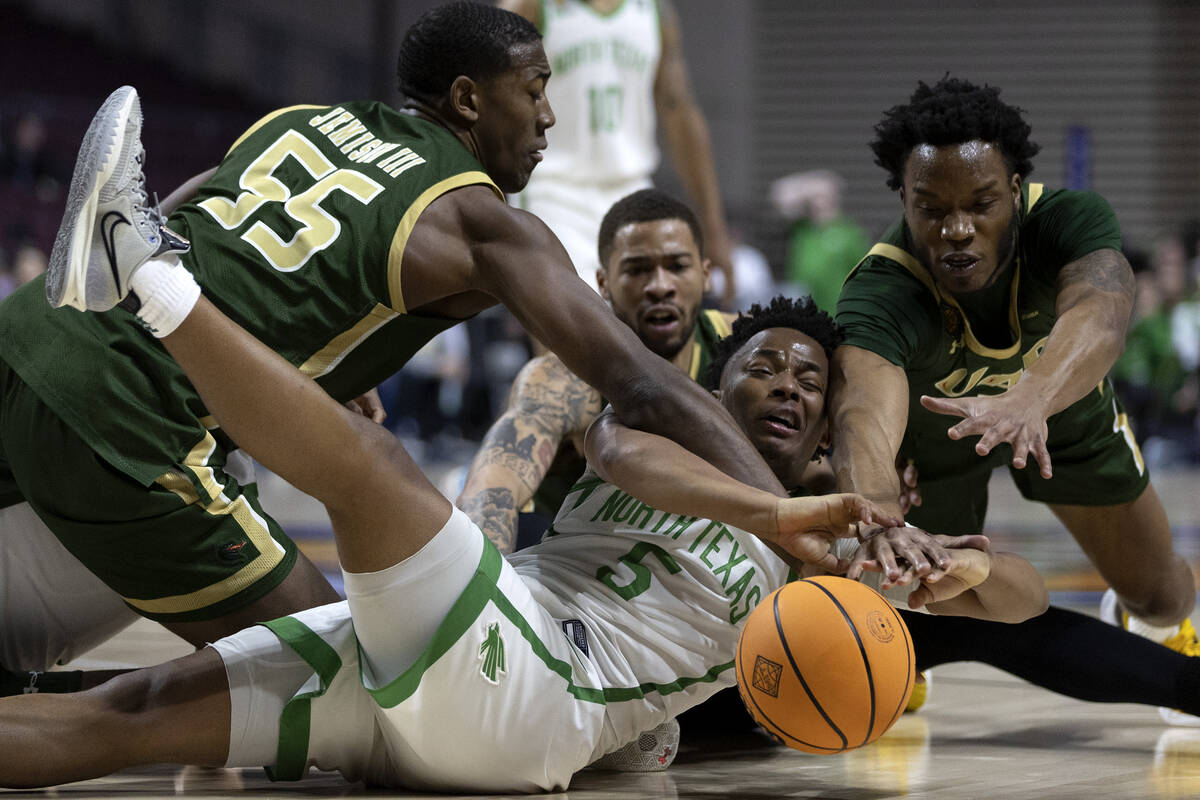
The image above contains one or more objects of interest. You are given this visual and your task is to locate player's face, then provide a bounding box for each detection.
[599,219,711,361]
[471,42,555,194]
[900,141,1022,297]
[719,328,829,484]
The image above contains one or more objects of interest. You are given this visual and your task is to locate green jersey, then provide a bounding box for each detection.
[530,309,733,516]
[0,102,500,486]
[836,184,1139,531]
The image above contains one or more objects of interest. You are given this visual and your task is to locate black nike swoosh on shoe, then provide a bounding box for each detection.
[100,210,131,295]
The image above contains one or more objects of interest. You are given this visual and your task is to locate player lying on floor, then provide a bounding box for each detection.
[0,279,1046,792]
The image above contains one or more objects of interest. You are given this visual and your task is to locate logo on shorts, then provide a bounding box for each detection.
[217,538,250,564]
[479,622,507,685]
[562,619,589,657]
[866,610,896,643]
[751,655,782,698]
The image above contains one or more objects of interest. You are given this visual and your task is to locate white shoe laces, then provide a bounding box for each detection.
[130,148,165,227]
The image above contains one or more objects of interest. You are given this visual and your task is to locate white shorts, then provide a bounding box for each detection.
[213,508,607,793]
[0,501,139,670]
[512,176,652,290]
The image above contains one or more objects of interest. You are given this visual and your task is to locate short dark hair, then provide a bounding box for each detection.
[870,75,1041,191]
[597,188,705,268]
[705,295,842,390]
[397,2,541,104]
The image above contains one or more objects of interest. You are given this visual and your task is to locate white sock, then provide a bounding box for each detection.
[1126,615,1180,644]
[129,255,200,338]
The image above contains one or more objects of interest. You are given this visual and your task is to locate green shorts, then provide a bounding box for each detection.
[0,360,297,623]
[904,380,1149,535]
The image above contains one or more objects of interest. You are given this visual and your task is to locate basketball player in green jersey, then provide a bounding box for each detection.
[458,188,734,553]
[830,77,1198,657]
[498,0,735,302]
[0,3,786,676]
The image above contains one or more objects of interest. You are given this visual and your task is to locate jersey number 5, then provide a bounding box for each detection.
[596,541,682,601]
[198,130,385,271]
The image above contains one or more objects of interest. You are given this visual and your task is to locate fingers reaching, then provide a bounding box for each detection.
[920,394,968,419]
[849,495,903,530]
[776,531,847,574]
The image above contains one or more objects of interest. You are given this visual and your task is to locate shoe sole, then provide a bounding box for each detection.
[46,86,138,310]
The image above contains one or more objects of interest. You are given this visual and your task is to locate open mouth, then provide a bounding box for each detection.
[760,412,799,435]
[941,254,979,271]
[643,307,680,330]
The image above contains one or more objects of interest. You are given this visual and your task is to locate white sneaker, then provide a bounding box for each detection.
[47,85,188,312]
[1162,708,1200,727]
[1099,587,1123,628]
[590,719,680,772]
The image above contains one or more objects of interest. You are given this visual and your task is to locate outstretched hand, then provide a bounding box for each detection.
[920,391,1053,478]
[847,528,993,608]
[774,494,904,574]
[905,537,994,610]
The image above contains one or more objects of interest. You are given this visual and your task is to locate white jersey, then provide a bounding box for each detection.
[214,475,914,792]
[508,471,794,752]
[533,0,661,183]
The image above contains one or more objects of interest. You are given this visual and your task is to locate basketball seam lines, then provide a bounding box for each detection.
[736,615,842,752]
[807,579,878,749]
[880,605,916,732]
[773,586,848,751]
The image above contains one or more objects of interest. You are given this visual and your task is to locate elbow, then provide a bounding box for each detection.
[584,411,644,482]
[995,582,1050,624]
[590,438,643,485]
[606,374,677,431]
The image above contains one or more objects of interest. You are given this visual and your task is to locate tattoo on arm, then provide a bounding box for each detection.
[1059,249,1135,298]
[458,487,518,554]
[512,358,605,439]
[457,356,602,552]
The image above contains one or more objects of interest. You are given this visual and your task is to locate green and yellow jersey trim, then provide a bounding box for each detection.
[298,304,400,379]
[861,182,1047,361]
[688,309,733,380]
[386,171,502,314]
[130,432,285,615]
[225,105,327,156]
[865,240,1024,360]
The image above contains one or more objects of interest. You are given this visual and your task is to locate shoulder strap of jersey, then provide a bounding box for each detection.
[687,309,732,381]
[225,105,329,156]
[1025,182,1045,214]
[858,242,940,300]
[385,172,502,313]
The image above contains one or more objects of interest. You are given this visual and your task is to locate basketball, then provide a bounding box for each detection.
[735,576,915,754]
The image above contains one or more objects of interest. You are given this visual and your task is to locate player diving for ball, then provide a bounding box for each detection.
[0,205,1048,793]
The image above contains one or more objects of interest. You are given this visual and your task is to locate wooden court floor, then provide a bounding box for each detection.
[39,467,1200,800]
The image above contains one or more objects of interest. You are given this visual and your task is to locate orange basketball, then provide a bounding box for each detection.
[735,575,915,754]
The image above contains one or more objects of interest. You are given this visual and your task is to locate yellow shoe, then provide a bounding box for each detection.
[1163,619,1200,657]
[904,671,930,713]
[1159,618,1200,725]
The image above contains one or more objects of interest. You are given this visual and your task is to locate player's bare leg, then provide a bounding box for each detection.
[1053,484,1195,629]
[0,649,230,788]
[156,295,450,573]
